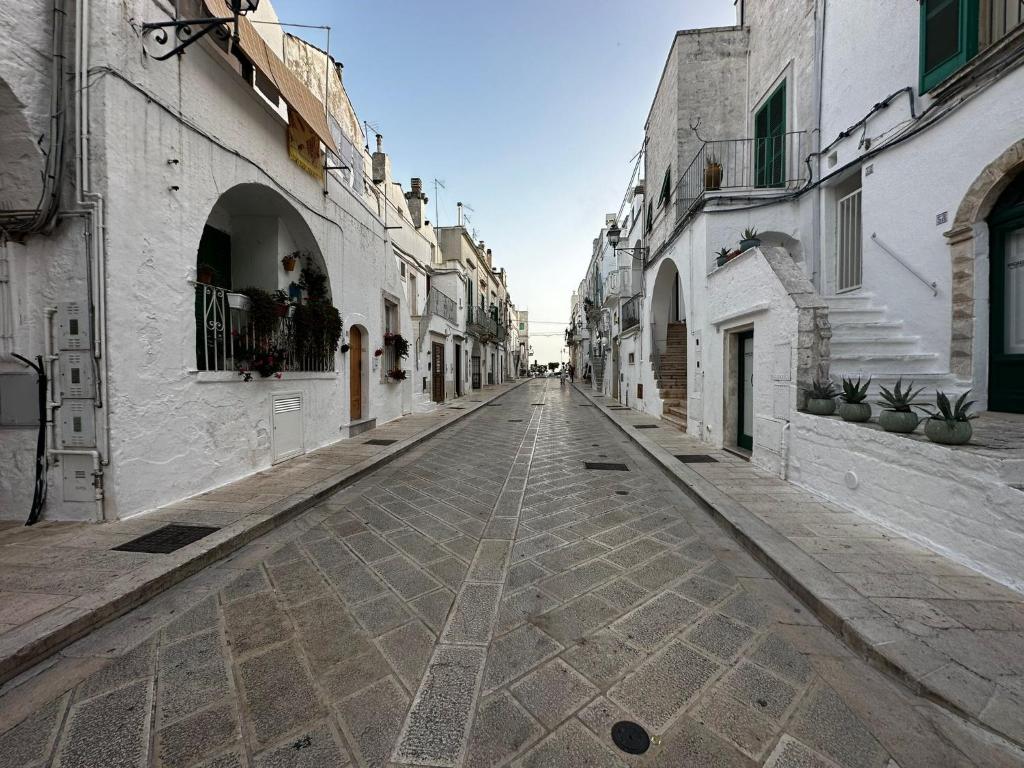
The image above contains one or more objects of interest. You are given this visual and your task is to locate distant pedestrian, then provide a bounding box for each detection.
[568,364,575,383]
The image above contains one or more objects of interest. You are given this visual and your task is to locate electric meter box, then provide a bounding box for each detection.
[61,454,96,502]
[61,399,96,447]
[0,373,40,426]
[57,302,91,351]
[59,351,95,399]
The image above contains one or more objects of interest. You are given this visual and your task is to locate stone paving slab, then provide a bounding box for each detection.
[575,383,1024,750]
[0,382,524,686]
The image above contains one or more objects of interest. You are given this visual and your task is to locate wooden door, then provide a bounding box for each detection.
[432,342,445,403]
[349,326,362,420]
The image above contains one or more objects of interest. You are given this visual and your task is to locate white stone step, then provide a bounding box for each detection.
[830,335,920,351]
[827,307,889,324]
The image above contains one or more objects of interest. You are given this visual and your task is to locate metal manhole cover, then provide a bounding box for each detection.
[634,424,659,429]
[113,524,219,554]
[676,454,718,463]
[611,721,650,754]
[365,438,398,445]
[585,462,629,471]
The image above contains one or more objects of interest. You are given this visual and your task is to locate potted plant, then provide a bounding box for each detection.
[715,247,732,268]
[921,390,976,445]
[374,347,383,358]
[197,263,217,285]
[391,333,410,360]
[876,377,925,433]
[272,289,291,318]
[281,251,299,272]
[739,227,761,251]
[293,297,342,365]
[838,377,872,422]
[704,155,722,191]
[804,378,839,415]
[241,287,280,339]
[235,345,286,382]
[226,292,250,311]
[387,368,407,381]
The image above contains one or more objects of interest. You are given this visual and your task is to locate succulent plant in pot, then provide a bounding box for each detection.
[838,377,872,422]
[920,390,976,445]
[876,378,925,433]
[715,247,732,268]
[739,227,761,251]
[804,378,839,416]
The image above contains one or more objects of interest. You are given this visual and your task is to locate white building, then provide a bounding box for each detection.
[572,0,1024,587]
[0,0,516,523]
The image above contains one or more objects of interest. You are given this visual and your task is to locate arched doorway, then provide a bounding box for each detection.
[988,172,1024,413]
[349,325,365,420]
[649,258,687,429]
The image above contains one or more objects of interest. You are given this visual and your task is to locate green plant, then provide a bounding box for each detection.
[235,345,286,381]
[715,247,731,259]
[840,376,871,404]
[741,227,760,241]
[920,390,977,425]
[293,300,342,363]
[391,333,410,359]
[876,377,925,412]
[805,378,839,400]
[387,368,407,381]
[240,287,280,337]
[298,256,329,300]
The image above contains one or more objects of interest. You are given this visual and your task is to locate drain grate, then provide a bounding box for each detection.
[634,424,659,429]
[508,419,523,422]
[531,403,545,406]
[585,461,629,471]
[485,403,502,407]
[578,404,594,407]
[676,454,718,463]
[609,406,630,410]
[448,406,465,410]
[365,438,398,446]
[114,524,219,554]
[615,490,629,496]
[611,721,650,755]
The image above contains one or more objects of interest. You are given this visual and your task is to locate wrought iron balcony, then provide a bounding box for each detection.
[621,293,642,332]
[467,305,500,342]
[675,132,808,221]
[423,287,458,325]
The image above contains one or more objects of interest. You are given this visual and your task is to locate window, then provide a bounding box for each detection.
[658,168,672,208]
[646,202,653,231]
[519,322,525,331]
[920,0,977,92]
[755,81,786,188]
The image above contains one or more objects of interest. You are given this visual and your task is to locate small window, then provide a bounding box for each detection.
[646,202,653,231]
[658,168,672,208]
[919,0,978,92]
[400,261,406,278]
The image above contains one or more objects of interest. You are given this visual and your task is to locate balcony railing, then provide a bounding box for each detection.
[467,306,500,342]
[675,132,808,220]
[194,283,335,374]
[424,287,458,325]
[621,293,641,332]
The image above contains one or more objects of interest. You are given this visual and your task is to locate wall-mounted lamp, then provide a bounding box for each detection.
[141,0,260,61]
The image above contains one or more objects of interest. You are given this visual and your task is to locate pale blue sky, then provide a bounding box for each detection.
[275,0,736,364]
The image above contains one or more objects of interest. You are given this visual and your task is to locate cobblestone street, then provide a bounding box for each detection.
[1,380,1020,768]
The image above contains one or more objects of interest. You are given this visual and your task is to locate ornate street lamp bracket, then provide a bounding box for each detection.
[141,1,259,61]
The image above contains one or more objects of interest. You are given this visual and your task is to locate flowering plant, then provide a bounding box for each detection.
[374,347,383,357]
[387,368,407,381]
[236,345,286,382]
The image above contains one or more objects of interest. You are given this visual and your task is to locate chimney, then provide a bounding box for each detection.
[371,134,388,184]
[457,202,464,227]
[405,177,426,227]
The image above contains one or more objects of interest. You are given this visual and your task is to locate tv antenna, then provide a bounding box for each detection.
[433,178,446,226]
[363,120,381,150]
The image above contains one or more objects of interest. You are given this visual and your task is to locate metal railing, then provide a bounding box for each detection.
[621,293,641,332]
[467,306,499,341]
[424,287,458,325]
[675,132,809,220]
[194,284,336,373]
[869,233,938,296]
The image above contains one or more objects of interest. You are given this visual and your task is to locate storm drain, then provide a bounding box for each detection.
[609,406,630,410]
[485,403,502,407]
[615,490,629,496]
[113,524,219,554]
[508,419,523,423]
[448,406,465,410]
[676,454,718,463]
[578,404,594,407]
[634,424,659,429]
[611,721,650,755]
[531,403,545,406]
[584,462,629,471]
[365,439,398,446]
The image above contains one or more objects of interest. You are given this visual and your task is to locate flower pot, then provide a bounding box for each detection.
[716,255,730,268]
[839,402,872,422]
[806,397,836,416]
[924,418,972,445]
[879,410,919,433]
[226,292,251,311]
[197,265,216,285]
[281,255,298,272]
[704,163,722,191]
[739,238,762,252]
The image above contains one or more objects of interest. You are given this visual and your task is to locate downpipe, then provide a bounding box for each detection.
[779,421,791,480]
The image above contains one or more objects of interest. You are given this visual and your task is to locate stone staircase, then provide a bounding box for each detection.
[591,358,604,390]
[825,294,965,395]
[658,321,687,430]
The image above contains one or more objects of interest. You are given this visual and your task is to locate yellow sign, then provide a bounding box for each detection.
[287,109,324,181]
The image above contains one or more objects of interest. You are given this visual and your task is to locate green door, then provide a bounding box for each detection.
[988,174,1024,413]
[755,82,786,188]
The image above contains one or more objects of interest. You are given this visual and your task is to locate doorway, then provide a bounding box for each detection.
[472,356,481,389]
[432,342,445,403]
[455,343,462,397]
[349,326,363,420]
[737,330,754,450]
[988,174,1024,413]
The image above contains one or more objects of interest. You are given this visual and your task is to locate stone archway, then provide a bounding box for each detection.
[648,257,688,428]
[944,140,1024,378]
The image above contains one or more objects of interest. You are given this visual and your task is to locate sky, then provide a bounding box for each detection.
[274,0,737,366]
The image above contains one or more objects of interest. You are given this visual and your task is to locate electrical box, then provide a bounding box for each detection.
[59,351,95,399]
[61,400,96,447]
[61,453,95,502]
[0,373,40,427]
[57,302,91,350]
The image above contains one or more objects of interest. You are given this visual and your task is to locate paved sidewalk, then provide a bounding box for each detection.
[0,382,523,685]
[576,385,1024,748]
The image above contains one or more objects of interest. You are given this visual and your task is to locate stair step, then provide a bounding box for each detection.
[830,336,921,348]
[661,411,686,430]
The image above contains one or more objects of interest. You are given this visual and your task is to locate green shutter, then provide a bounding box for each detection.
[658,168,672,207]
[919,0,978,93]
[754,81,786,188]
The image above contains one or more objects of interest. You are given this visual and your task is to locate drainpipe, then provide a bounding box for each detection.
[779,421,791,480]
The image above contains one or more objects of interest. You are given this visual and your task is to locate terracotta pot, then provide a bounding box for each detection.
[705,163,722,191]
[806,397,836,416]
[197,265,216,285]
[879,410,919,433]
[839,402,871,422]
[924,418,972,445]
[281,255,298,272]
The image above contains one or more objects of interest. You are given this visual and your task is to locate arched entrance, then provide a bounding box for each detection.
[987,173,1024,413]
[649,258,687,429]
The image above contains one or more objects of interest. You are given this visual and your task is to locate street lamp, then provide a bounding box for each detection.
[606,222,649,263]
[141,0,260,61]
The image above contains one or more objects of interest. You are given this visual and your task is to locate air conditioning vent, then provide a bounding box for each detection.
[272,393,303,463]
